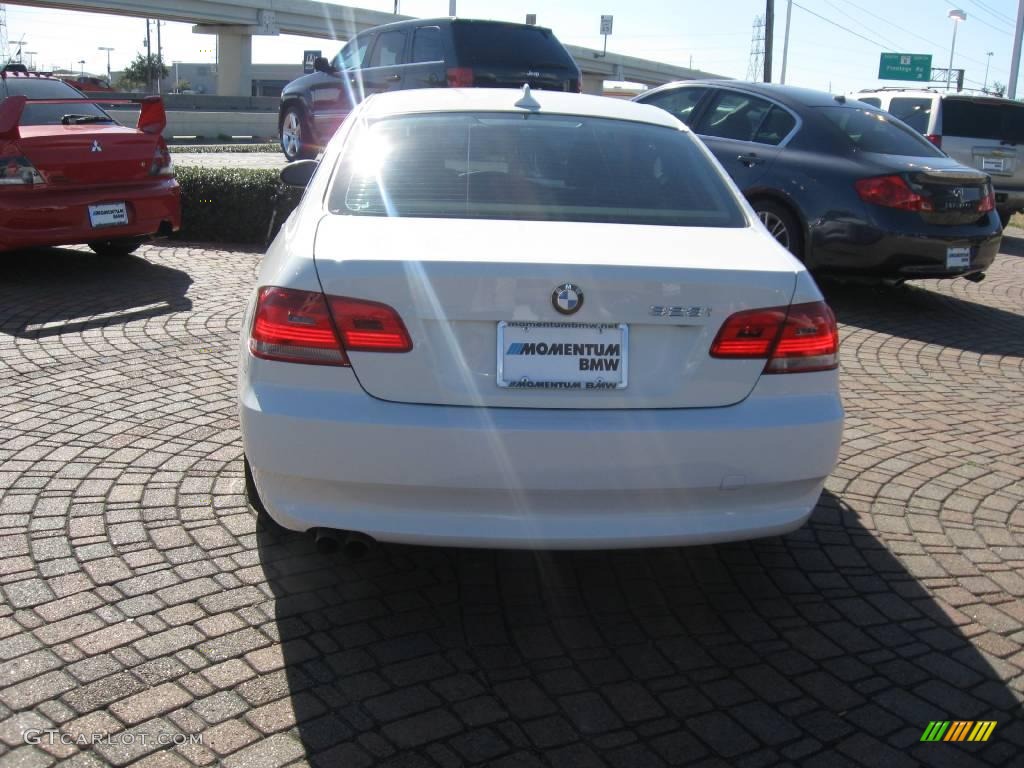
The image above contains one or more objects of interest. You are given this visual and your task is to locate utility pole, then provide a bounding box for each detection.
[145,18,152,93]
[448,1,456,16]
[764,0,774,83]
[1010,0,1024,99]
[98,46,113,84]
[780,0,793,84]
[156,19,162,94]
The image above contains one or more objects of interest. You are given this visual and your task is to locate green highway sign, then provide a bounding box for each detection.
[878,53,932,81]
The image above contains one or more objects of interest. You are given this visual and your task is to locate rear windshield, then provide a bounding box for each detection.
[817,106,944,157]
[328,112,746,228]
[942,98,1024,142]
[2,77,110,125]
[452,23,574,69]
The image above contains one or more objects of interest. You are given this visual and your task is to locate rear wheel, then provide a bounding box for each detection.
[280,106,316,162]
[753,200,803,260]
[88,238,145,257]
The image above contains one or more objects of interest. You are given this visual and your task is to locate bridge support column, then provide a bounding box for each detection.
[216,31,253,96]
[581,73,605,95]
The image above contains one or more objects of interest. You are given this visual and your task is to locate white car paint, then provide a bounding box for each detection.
[239,88,844,549]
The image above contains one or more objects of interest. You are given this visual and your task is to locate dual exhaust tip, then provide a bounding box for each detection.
[313,528,375,559]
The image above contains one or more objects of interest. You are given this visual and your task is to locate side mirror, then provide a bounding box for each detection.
[280,159,318,187]
[313,57,334,74]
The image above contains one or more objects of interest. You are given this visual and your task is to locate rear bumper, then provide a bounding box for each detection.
[240,362,844,549]
[809,213,1001,279]
[0,179,181,252]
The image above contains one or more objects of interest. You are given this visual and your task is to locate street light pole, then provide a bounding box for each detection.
[1010,0,1024,98]
[946,9,966,91]
[983,51,993,91]
[98,46,113,84]
[449,1,456,16]
[780,0,793,84]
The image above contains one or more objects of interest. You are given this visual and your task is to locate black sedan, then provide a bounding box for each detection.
[635,81,1001,281]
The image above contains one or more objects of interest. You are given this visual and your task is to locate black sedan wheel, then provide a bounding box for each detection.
[280,107,315,162]
[754,200,803,260]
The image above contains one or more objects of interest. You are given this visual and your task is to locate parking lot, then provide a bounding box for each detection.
[0,238,1022,767]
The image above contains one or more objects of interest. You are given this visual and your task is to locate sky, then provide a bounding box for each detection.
[1,0,1017,94]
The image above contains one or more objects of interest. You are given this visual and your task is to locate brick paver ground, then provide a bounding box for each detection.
[0,236,1022,767]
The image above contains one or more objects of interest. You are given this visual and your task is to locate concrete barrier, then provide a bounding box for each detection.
[114,110,279,141]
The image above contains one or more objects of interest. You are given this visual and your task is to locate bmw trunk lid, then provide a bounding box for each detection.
[313,217,799,409]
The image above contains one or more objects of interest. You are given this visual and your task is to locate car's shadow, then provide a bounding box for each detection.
[998,233,1024,258]
[256,490,1021,766]
[821,278,1024,359]
[0,246,192,339]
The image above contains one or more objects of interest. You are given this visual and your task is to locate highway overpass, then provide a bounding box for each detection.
[6,0,721,95]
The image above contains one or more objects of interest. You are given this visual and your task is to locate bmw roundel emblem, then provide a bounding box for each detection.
[552,283,583,315]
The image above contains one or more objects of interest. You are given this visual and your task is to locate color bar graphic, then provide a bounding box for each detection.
[920,721,996,742]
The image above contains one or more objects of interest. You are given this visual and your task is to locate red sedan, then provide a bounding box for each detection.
[0,72,180,256]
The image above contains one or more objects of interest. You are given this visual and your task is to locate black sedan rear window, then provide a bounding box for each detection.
[818,106,944,157]
[2,77,110,126]
[452,23,574,69]
[328,112,746,228]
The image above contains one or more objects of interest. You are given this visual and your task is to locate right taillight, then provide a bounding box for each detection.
[978,189,995,214]
[710,301,839,374]
[925,133,942,148]
[249,286,412,366]
[855,174,932,212]
[446,67,474,87]
[0,155,44,186]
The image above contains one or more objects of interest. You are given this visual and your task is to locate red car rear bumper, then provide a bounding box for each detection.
[0,178,181,252]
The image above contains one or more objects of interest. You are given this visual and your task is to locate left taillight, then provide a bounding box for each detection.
[710,301,839,374]
[0,155,44,186]
[855,175,931,211]
[249,286,412,366]
[149,139,173,176]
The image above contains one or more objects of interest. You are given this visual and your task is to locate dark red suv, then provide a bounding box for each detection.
[278,18,581,161]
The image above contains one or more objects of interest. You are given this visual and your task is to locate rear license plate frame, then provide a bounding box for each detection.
[88,202,129,229]
[496,321,629,390]
[946,246,971,270]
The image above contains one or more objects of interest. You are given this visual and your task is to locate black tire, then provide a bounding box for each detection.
[244,455,281,531]
[88,238,145,257]
[998,210,1013,229]
[752,199,804,260]
[280,106,316,162]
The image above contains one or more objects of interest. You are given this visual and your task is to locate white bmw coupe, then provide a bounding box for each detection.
[239,86,843,552]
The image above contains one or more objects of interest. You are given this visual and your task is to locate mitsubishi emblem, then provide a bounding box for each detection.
[90,140,102,153]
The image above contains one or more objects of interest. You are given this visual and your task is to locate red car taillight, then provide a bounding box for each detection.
[978,190,995,214]
[249,287,412,366]
[0,154,44,185]
[149,139,173,176]
[446,67,474,87]
[925,133,942,148]
[855,174,932,211]
[710,301,839,374]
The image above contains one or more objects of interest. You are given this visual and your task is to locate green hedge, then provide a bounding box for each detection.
[173,166,303,245]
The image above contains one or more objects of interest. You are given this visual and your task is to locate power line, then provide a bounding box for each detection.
[834,0,994,69]
[791,2,889,47]
[819,0,905,51]
[963,0,1015,27]
[929,0,1011,35]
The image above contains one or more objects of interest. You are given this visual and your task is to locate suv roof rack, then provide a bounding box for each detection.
[856,86,940,93]
[0,69,56,80]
